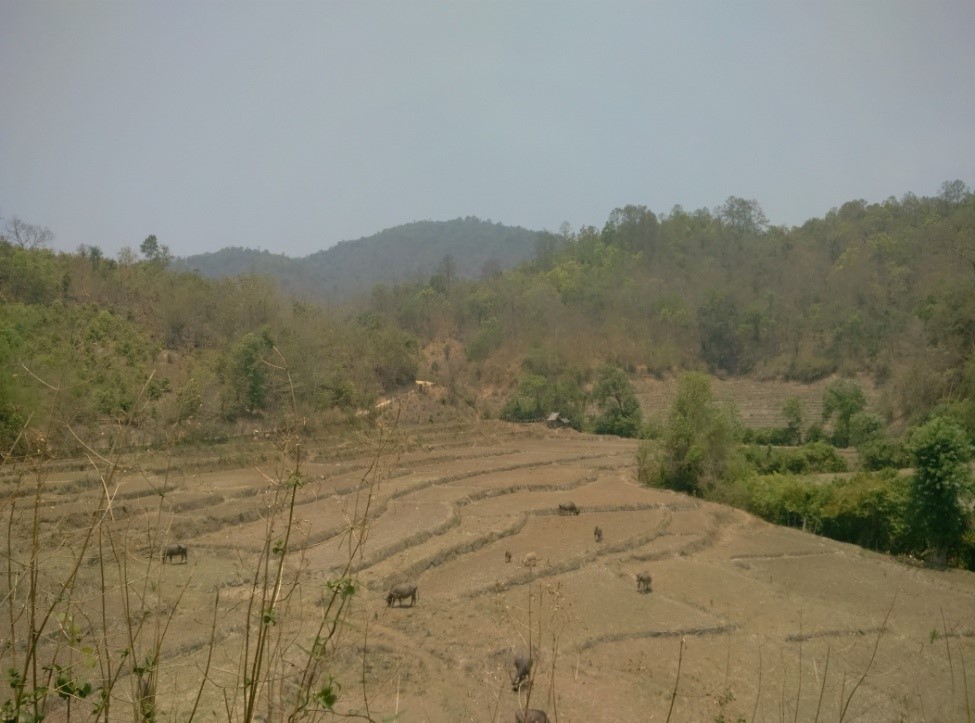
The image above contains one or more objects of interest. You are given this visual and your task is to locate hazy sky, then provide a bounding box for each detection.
[2,2,973,259]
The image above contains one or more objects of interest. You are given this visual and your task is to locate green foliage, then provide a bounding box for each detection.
[220,329,275,416]
[723,474,829,531]
[723,470,914,556]
[588,365,642,437]
[139,234,172,268]
[818,472,913,552]
[6,184,975,456]
[740,426,794,446]
[782,396,804,444]
[858,437,909,471]
[644,372,740,495]
[316,377,369,412]
[849,411,885,447]
[500,373,584,428]
[742,441,847,475]
[601,204,660,257]
[1,302,159,433]
[0,242,61,304]
[907,416,974,564]
[821,378,867,447]
[783,355,837,383]
[712,416,975,570]
[181,218,541,300]
[465,317,503,361]
[362,319,419,392]
[698,291,748,374]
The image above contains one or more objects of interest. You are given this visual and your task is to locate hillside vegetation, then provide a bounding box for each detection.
[3,183,975,452]
[179,217,541,301]
[2,186,975,721]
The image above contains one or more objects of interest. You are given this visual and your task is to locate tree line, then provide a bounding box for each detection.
[2,180,974,453]
[0,221,419,454]
[365,181,975,438]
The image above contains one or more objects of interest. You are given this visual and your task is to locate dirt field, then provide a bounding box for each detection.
[7,404,973,723]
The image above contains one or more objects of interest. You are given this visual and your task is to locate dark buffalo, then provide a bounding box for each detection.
[593,525,603,542]
[511,653,533,691]
[162,543,187,564]
[386,583,419,607]
[557,502,580,516]
[505,550,512,563]
[514,709,549,723]
[636,571,653,593]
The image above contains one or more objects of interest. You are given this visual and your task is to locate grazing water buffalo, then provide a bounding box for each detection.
[557,502,580,516]
[593,525,603,542]
[162,543,187,564]
[505,551,512,563]
[636,571,653,593]
[511,654,533,691]
[514,709,549,723]
[386,583,419,607]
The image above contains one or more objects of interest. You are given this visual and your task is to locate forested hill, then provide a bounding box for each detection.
[178,217,540,299]
[2,183,974,457]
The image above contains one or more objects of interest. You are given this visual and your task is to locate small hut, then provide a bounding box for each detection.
[546,412,571,429]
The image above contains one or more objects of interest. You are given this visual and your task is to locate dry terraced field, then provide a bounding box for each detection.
[4,413,973,722]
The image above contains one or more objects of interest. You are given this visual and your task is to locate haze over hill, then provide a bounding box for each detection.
[4,5,973,259]
[178,217,540,299]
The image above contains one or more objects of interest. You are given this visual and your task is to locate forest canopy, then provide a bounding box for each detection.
[2,182,974,454]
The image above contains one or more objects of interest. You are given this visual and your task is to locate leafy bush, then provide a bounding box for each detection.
[858,438,909,471]
[742,441,847,475]
[784,355,836,383]
[722,470,916,556]
[500,373,584,428]
[805,423,825,442]
[822,378,867,447]
[644,372,741,494]
[465,317,503,361]
[741,427,793,446]
[818,471,913,553]
[721,474,829,531]
[588,365,642,438]
[907,416,975,565]
[849,410,885,447]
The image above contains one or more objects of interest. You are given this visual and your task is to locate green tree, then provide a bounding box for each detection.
[589,365,642,437]
[221,330,274,416]
[648,372,739,495]
[718,196,769,234]
[500,373,583,428]
[907,416,974,566]
[938,179,971,207]
[821,378,867,447]
[601,205,660,257]
[698,291,746,373]
[849,410,885,447]
[139,234,172,268]
[782,396,804,445]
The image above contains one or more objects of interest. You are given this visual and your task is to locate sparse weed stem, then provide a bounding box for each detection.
[503,576,570,723]
[813,645,830,723]
[3,343,401,722]
[288,412,396,722]
[837,593,895,723]
[665,636,685,723]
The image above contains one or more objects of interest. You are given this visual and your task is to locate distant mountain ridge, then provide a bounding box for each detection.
[178,217,541,299]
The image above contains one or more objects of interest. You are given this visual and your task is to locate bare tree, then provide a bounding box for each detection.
[2,216,54,249]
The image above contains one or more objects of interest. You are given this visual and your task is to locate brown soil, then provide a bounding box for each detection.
[7,409,973,722]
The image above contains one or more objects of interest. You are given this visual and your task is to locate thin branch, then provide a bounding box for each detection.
[665,637,685,723]
[838,593,897,722]
[813,645,830,723]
